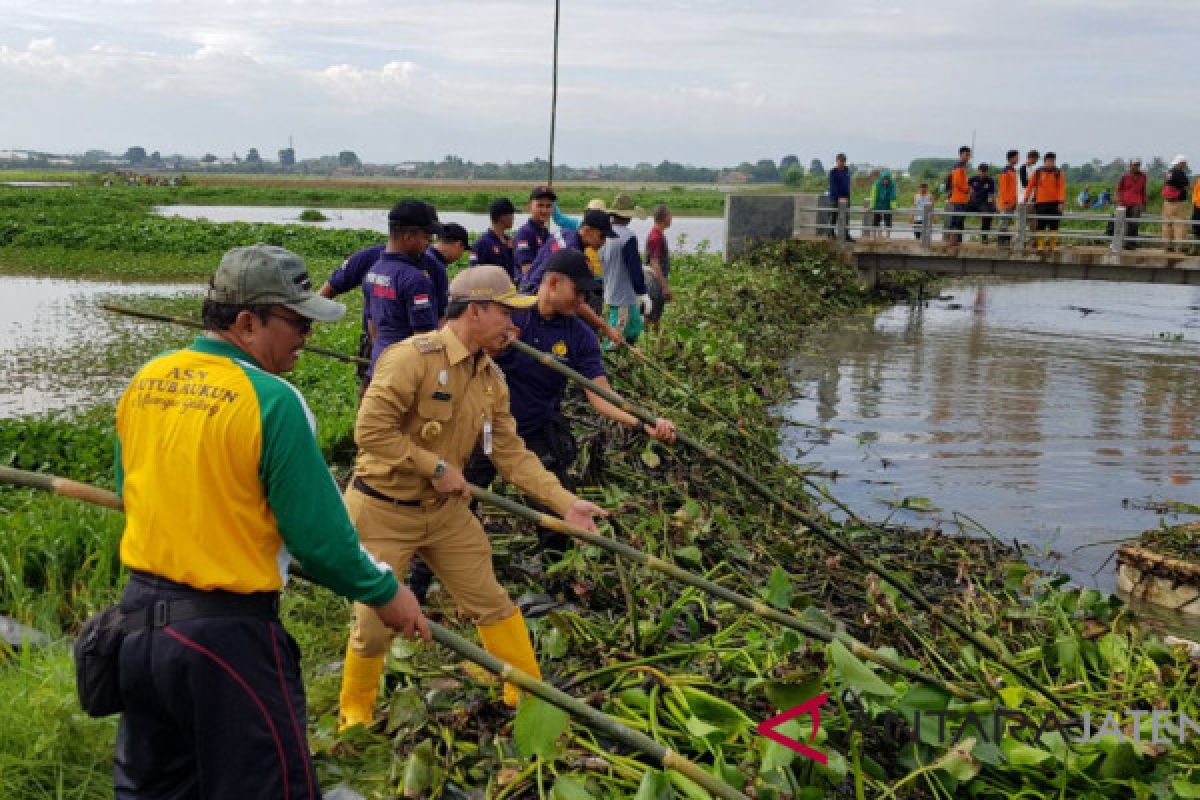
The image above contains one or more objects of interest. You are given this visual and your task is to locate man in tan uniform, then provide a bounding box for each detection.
[338,265,607,727]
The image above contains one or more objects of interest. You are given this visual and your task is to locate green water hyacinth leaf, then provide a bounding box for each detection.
[633,769,672,800]
[678,686,754,734]
[1001,740,1053,767]
[640,448,661,468]
[514,696,568,760]
[764,565,792,609]
[401,739,435,798]
[827,639,896,697]
[552,775,594,800]
[1172,780,1200,799]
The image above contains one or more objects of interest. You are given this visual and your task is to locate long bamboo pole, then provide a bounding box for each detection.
[0,466,746,800]
[99,304,369,365]
[506,338,1068,712]
[470,485,977,700]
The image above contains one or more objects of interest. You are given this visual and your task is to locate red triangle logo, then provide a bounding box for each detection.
[756,692,829,765]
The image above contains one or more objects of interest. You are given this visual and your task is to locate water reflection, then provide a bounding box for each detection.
[781,280,1200,591]
[0,277,201,416]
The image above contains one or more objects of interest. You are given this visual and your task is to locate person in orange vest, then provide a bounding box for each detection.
[996,149,1020,245]
[944,146,971,244]
[1023,152,1066,250]
[1191,171,1200,254]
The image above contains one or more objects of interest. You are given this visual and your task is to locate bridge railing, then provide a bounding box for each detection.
[802,199,1188,254]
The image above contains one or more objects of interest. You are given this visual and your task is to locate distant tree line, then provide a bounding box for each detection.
[0,146,1176,189]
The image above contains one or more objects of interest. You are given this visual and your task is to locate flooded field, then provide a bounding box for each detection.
[780,279,1200,593]
[155,205,726,253]
[0,277,200,416]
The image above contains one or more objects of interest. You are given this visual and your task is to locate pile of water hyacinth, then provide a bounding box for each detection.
[2,238,1200,799]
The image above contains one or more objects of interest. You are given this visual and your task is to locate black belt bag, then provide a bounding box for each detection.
[73,589,280,718]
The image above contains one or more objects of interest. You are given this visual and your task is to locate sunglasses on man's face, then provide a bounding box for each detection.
[269,311,313,335]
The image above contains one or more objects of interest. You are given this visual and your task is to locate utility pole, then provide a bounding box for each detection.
[547,0,560,187]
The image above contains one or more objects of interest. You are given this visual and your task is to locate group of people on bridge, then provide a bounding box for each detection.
[828,148,1200,253]
[104,189,684,797]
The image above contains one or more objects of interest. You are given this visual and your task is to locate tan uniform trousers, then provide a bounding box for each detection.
[1163,200,1192,247]
[344,486,517,658]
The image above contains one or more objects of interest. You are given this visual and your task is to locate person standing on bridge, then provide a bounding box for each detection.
[867,170,897,239]
[1024,152,1066,251]
[967,163,997,244]
[827,153,853,241]
[1191,171,1200,253]
[1162,156,1191,253]
[911,182,934,239]
[944,146,971,245]
[1116,159,1147,249]
[997,150,1020,245]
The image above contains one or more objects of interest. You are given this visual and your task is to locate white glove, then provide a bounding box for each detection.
[638,294,653,316]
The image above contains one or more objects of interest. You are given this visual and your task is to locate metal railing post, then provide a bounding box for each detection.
[1013,204,1028,251]
[1111,207,1126,254]
[920,207,934,247]
[836,198,848,242]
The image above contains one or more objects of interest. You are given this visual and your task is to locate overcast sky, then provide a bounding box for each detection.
[1,0,1196,168]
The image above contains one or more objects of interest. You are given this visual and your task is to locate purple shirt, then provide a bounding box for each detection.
[363,252,438,375]
[513,219,549,274]
[493,307,606,437]
[520,230,582,292]
[469,227,516,280]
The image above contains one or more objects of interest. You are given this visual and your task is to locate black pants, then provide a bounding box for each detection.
[966,201,995,241]
[114,573,319,800]
[409,414,578,598]
[1125,206,1142,246]
[1034,203,1061,232]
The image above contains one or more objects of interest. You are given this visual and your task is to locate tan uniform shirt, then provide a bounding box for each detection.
[354,326,576,516]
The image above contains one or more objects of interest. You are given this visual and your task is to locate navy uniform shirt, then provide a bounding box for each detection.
[328,243,385,327]
[521,230,582,292]
[493,307,606,438]
[469,227,516,280]
[512,218,549,276]
[364,253,438,375]
[421,245,451,319]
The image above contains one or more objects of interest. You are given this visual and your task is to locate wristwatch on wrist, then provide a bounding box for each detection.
[433,459,446,479]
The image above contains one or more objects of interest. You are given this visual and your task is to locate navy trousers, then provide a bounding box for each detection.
[114,573,320,800]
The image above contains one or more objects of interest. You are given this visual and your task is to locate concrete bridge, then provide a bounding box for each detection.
[724,193,1200,286]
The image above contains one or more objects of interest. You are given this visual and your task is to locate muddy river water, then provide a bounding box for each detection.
[778,279,1200,594]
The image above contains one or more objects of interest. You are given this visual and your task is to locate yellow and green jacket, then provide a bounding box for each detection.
[115,337,397,605]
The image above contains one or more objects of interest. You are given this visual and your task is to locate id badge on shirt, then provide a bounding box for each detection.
[482,417,493,455]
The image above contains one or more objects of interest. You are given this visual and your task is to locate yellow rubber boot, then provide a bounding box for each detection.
[477,611,542,707]
[338,644,385,731]
[1048,234,1059,251]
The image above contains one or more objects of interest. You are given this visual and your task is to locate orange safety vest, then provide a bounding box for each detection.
[1025,167,1065,204]
[997,168,1018,210]
[949,164,970,204]
[1193,178,1200,207]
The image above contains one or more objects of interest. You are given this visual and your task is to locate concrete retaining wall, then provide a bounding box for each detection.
[724,194,806,260]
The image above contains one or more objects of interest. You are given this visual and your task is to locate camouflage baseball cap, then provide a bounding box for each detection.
[208,244,346,323]
[448,265,536,309]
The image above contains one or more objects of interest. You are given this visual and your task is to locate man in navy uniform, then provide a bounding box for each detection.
[362,201,443,378]
[513,186,555,279]
[475,248,676,561]
[470,198,517,279]
[423,222,467,319]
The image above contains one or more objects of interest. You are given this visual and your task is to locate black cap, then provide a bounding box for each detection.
[544,248,601,291]
[529,185,557,202]
[978,163,990,171]
[581,208,617,238]
[441,222,469,246]
[489,197,516,221]
[388,200,444,235]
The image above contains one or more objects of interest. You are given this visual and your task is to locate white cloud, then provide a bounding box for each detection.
[0,0,1196,165]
